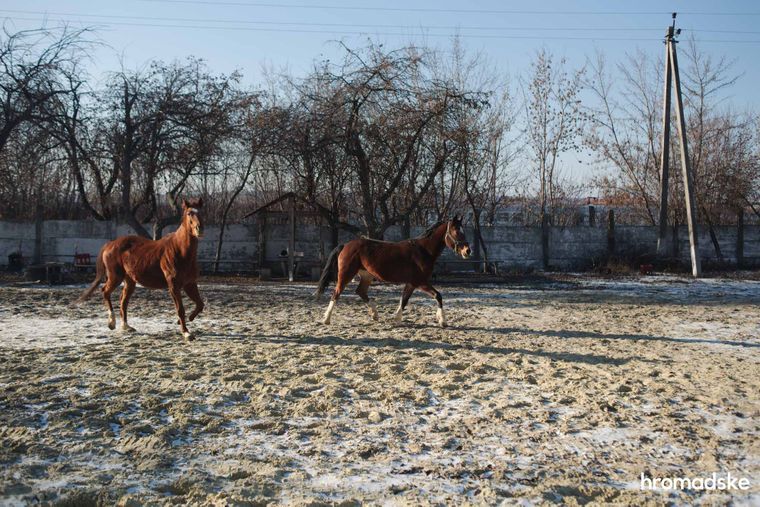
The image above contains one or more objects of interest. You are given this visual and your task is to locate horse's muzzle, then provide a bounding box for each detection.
[460,246,472,259]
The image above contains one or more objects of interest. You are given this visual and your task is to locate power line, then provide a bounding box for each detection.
[137,0,760,17]
[3,8,758,34]
[0,16,650,40]
[5,15,760,44]
[0,9,659,32]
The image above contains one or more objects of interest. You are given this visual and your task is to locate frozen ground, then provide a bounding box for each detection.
[0,275,758,505]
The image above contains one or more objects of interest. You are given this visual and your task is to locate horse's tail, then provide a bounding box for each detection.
[315,244,343,301]
[75,247,106,304]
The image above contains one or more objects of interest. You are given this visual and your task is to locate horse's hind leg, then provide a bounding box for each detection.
[119,277,137,332]
[184,283,204,322]
[356,271,378,321]
[393,283,415,323]
[167,279,193,340]
[418,283,445,327]
[102,272,123,330]
[323,261,357,325]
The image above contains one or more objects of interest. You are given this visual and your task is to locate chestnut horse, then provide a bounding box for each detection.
[76,198,205,340]
[315,216,471,327]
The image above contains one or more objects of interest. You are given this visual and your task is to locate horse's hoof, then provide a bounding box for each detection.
[183,331,195,341]
[108,321,116,330]
[322,318,331,325]
[121,325,136,333]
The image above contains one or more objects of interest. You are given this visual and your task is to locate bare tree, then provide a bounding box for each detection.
[95,59,242,237]
[280,68,360,243]
[296,42,483,238]
[211,93,278,273]
[0,26,90,154]
[680,38,742,258]
[585,50,663,225]
[586,39,758,257]
[524,49,584,268]
[442,39,520,267]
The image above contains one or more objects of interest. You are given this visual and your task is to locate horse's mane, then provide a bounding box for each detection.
[358,220,446,243]
[417,220,446,239]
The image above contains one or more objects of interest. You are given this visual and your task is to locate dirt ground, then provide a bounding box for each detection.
[0,274,758,506]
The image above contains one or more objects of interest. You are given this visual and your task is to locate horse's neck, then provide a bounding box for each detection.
[172,223,197,256]
[417,224,447,259]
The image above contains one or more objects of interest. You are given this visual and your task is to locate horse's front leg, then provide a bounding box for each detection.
[184,282,205,322]
[393,283,415,323]
[418,283,445,327]
[166,277,193,340]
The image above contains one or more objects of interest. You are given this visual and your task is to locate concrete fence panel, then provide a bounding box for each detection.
[1,219,756,272]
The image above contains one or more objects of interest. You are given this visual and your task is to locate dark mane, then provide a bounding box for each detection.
[417,220,446,239]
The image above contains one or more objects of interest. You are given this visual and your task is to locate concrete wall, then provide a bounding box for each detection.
[0,221,37,262]
[1,219,757,273]
[614,225,760,268]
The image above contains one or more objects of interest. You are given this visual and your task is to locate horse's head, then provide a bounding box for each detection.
[445,215,471,259]
[182,198,204,238]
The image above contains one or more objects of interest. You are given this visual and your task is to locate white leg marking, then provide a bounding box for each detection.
[367,300,378,321]
[121,322,136,333]
[183,331,195,340]
[322,300,336,325]
[108,310,116,330]
[393,305,403,323]
[437,307,446,327]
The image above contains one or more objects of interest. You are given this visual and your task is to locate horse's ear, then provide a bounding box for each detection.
[182,199,189,210]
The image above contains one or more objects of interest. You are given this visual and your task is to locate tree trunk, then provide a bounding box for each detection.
[330,218,340,250]
[540,212,550,270]
[213,219,227,274]
[470,207,489,273]
[119,83,150,238]
[120,157,150,238]
[214,202,235,275]
[257,212,267,271]
[34,204,43,264]
[672,220,680,260]
[214,164,253,273]
[539,162,549,269]
[737,209,744,269]
[606,209,615,258]
[706,223,723,263]
[702,208,723,262]
[153,215,180,239]
[474,224,489,269]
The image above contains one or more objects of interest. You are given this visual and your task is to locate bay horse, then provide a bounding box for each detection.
[315,216,471,327]
[76,198,205,340]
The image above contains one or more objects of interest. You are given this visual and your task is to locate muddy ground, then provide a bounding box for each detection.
[0,274,758,505]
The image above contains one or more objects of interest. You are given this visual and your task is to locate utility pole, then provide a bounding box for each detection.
[656,19,673,255]
[657,13,702,277]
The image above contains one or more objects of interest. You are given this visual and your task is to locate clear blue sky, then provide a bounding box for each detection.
[2,0,759,185]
